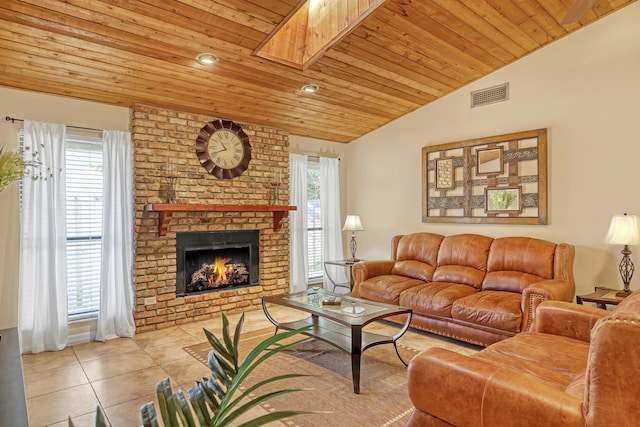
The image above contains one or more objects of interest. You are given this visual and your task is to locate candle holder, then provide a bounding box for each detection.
[270,168,282,205]
[270,181,281,205]
[164,158,179,203]
[165,174,178,203]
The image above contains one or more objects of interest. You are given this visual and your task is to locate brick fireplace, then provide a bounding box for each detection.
[132,104,291,332]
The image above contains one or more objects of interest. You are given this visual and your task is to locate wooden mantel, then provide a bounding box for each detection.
[144,203,297,236]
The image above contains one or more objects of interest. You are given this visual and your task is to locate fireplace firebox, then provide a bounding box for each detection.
[176,230,259,297]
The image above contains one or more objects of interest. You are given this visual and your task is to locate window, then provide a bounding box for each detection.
[65,137,103,319]
[307,162,323,281]
[20,132,104,319]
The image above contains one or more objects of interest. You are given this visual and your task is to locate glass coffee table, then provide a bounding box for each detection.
[262,288,412,394]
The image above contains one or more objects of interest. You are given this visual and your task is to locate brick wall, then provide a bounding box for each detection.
[132,104,290,332]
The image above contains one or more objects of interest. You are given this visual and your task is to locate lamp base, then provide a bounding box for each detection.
[616,288,632,298]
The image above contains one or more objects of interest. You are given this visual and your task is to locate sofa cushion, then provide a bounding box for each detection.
[400,282,478,317]
[452,290,522,333]
[392,260,436,282]
[433,234,493,289]
[483,237,556,292]
[432,265,486,289]
[396,232,444,264]
[476,332,590,388]
[358,275,425,305]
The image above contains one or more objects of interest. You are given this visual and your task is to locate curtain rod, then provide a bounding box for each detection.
[309,155,341,161]
[290,151,340,161]
[5,116,103,133]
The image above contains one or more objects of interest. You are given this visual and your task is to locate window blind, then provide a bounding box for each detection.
[307,164,323,280]
[65,137,103,319]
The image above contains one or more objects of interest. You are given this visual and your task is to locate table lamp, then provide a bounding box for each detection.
[343,215,364,261]
[605,213,640,297]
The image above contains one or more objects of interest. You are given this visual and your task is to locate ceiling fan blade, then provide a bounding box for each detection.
[561,0,598,25]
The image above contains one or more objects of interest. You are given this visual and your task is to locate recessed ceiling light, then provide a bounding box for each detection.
[301,83,319,93]
[196,53,219,66]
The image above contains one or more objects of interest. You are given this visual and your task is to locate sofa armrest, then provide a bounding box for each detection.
[534,300,607,342]
[351,260,395,297]
[520,279,575,332]
[408,348,584,427]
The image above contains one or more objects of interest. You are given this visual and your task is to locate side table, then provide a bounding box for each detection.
[576,286,629,309]
[324,259,362,293]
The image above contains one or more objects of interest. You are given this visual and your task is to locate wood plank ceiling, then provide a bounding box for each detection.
[0,0,635,143]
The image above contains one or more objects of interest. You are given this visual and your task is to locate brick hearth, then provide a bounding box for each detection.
[132,104,291,332]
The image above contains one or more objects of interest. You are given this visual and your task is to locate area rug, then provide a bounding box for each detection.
[184,327,419,426]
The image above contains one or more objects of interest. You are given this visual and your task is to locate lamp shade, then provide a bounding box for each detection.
[605,213,640,245]
[343,215,364,231]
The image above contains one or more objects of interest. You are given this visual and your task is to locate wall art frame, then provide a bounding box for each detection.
[422,128,547,225]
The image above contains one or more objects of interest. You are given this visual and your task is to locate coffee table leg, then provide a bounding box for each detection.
[262,299,280,334]
[351,326,362,394]
[351,353,361,394]
[392,312,413,367]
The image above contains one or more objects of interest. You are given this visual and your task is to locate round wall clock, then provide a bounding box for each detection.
[195,119,252,179]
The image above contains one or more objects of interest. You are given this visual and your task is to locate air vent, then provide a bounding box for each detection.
[471,83,509,108]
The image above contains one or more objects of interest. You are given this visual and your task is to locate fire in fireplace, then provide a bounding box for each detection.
[176,230,259,297]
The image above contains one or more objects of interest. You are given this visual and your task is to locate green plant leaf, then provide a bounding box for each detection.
[203,374,228,404]
[221,314,238,370]
[205,328,233,367]
[156,378,179,426]
[232,312,244,354]
[215,329,311,422]
[220,388,314,426]
[237,410,323,427]
[94,406,108,427]
[197,378,223,410]
[207,350,233,384]
[141,403,160,427]
[237,373,312,399]
[187,385,212,426]
[69,405,108,427]
[226,331,309,396]
[174,389,197,427]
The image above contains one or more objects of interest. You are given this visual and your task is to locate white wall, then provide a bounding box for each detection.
[0,87,130,329]
[344,2,640,296]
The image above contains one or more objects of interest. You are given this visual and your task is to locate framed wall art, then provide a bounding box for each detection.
[476,147,504,175]
[435,157,455,190]
[485,187,521,213]
[422,128,547,224]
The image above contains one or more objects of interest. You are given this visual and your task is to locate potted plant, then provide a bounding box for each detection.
[0,145,24,193]
[70,313,318,427]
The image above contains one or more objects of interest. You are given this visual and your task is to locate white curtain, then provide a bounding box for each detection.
[96,131,135,341]
[320,157,347,287]
[289,153,308,292]
[19,121,68,353]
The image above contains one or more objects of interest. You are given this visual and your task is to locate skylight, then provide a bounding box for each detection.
[254,0,385,70]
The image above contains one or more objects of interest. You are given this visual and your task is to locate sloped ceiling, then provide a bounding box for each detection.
[0,0,636,142]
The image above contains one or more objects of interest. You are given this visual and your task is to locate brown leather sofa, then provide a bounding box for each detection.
[352,233,575,346]
[406,290,640,426]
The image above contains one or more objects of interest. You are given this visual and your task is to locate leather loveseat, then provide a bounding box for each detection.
[406,289,640,426]
[351,233,575,346]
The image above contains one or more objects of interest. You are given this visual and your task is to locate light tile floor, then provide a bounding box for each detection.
[22,305,480,426]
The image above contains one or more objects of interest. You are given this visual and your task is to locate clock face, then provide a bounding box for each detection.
[209,129,244,169]
[195,119,252,179]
